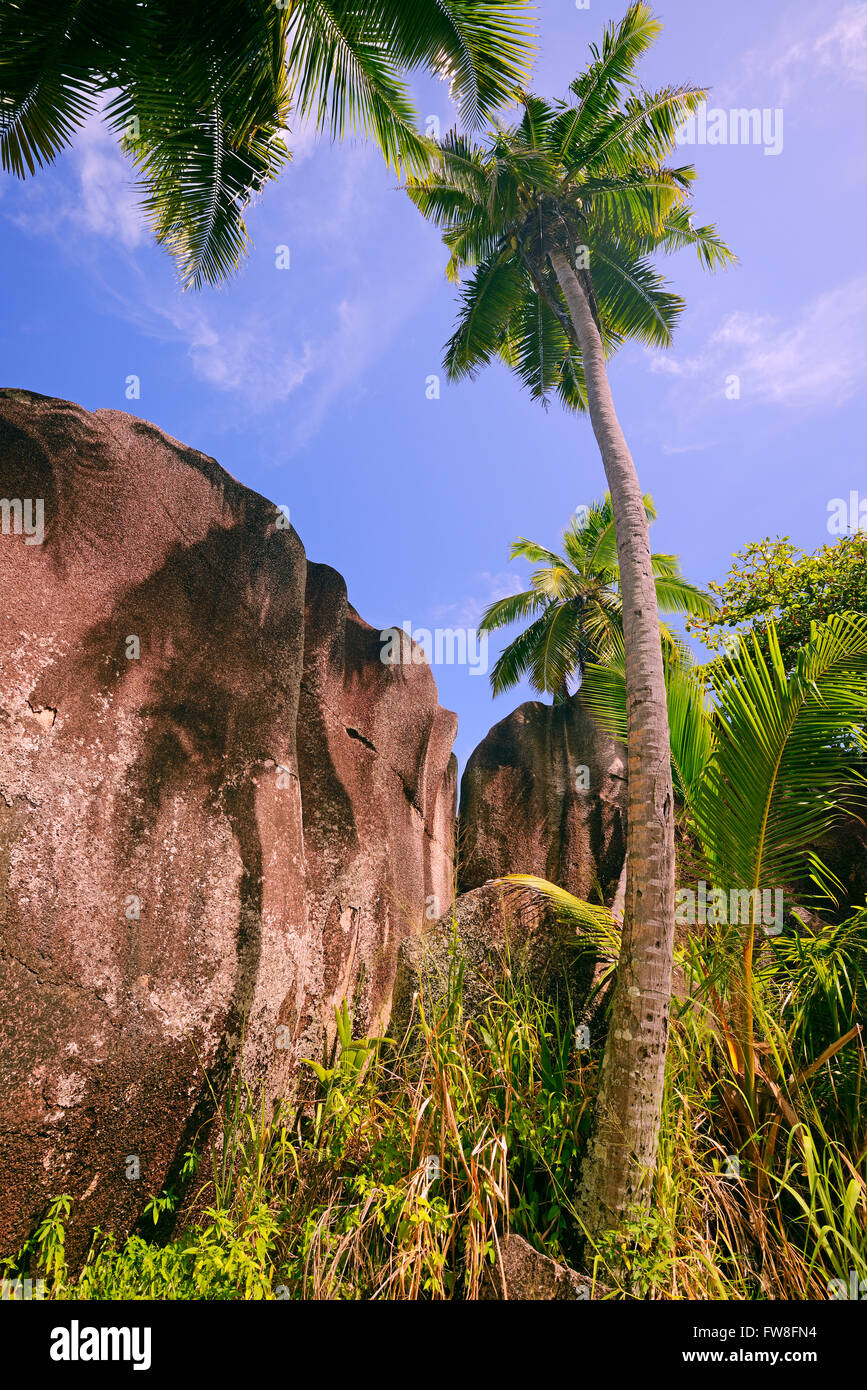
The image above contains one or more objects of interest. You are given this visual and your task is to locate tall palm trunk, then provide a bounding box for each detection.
[548,248,676,1239]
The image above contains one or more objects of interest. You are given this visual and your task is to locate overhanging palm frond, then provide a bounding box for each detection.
[284,0,535,170]
[284,0,432,174]
[2,0,536,283]
[0,0,103,177]
[367,0,535,131]
[494,874,620,959]
[103,2,294,288]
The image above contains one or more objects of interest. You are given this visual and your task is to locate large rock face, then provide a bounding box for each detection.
[0,390,456,1257]
[458,696,626,901]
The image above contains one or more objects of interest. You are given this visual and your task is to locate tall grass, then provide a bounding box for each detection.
[4,909,865,1299]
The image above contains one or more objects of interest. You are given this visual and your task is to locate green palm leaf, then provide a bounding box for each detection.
[494,874,620,959]
[652,575,716,618]
[478,589,544,631]
[2,0,535,284]
[443,250,527,379]
[0,0,101,176]
[558,2,662,156]
[693,615,867,901]
[487,610,555,695]
[530,599,586,695]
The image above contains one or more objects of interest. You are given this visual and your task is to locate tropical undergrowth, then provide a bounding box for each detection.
[5,907,865,1300]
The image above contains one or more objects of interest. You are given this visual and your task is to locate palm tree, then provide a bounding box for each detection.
[512,612,867,1220]
[481,493,715,702]
[0,0,534,288]
[406,2,734,1237]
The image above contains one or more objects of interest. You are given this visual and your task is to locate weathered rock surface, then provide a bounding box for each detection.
[390,880,583,1037]
[480,1233,600,1300]
[458,695,627,901]
[0,390,456,1257]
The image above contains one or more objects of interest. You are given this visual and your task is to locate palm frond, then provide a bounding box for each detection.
[0,0,101,177]
[651,203,737,270]
[499,283,580,406]
[530,599,585,693]
[508,536,566,568]
[478,589,544,631]
[443,249,527,379]
[653,575,717,618]
[494,874,620,959]
[558,2,662,157]
[693,615,867,901]
[578,83,707,176]
[487,609,556,695]
[365,0,535,130]
[285,0,432,173]
[590,241,685,348]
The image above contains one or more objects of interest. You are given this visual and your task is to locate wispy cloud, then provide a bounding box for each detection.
[736,2,867,101]
[649,276,867,412]
[430,571,524,630]
[3,109,440,442]
[661,440,717,456]
[6,108,145,248]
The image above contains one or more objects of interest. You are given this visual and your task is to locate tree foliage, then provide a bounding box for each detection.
[688,534,867,673]
[479,493,715,698]
[0,0,534,287]
[406,2,734,409]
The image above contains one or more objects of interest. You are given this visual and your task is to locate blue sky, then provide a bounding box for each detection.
[2,0,866,769]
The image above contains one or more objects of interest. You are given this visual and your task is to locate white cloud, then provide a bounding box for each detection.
[738,3,867,101]
[73,117,145,248]
[430,571,524,630]
[649,276,867,411]
[6,104,144,248]
[815,6,867,85]
[3,116,439,437]
[280,114,322,164]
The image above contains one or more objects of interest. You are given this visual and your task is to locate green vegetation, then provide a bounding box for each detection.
[526,611,867,1180]
[688,534,867,672]
[6,906,865,1300]
[479,493,714,700]
[0,0,534,287]
[407,0,733,1237]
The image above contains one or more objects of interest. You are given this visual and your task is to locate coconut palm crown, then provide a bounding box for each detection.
[406,2,734,406]
[481,493,716,699]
